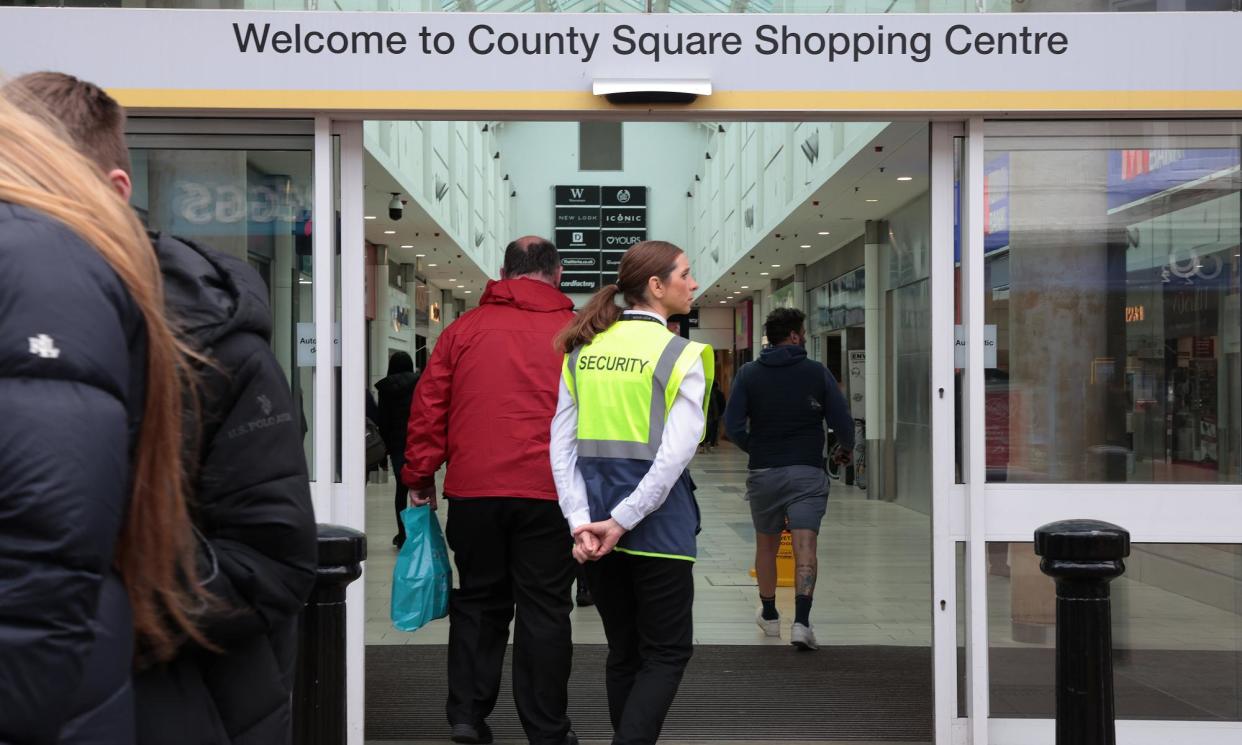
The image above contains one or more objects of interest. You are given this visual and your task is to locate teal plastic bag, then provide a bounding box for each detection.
[390,506,451,632]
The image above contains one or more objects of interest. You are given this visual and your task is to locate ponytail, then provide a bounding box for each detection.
[554,240,686,353]
[556,283,621,353]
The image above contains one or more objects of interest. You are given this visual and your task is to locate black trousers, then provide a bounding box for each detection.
[704,418,720,447]
[391,454,409,543]
[444,498,575,744]
[586,552,695,745]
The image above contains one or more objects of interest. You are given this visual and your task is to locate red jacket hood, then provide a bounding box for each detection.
[479,277,573,313]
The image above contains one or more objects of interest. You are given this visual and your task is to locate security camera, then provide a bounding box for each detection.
[388,193,404,221]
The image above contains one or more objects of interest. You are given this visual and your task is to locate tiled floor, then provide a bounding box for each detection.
[364,442,1242,653]
[365,442,934,648]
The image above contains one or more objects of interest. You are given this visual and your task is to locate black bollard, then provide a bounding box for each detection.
[293,524,368,745]
[1034,519,1130,745]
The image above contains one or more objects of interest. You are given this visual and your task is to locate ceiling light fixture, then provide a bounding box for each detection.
[383,230,396,235]
[464,290,473,294]
[741,285,749,289]
[865,198,879,203]
[400,244,413,249]
[800,244,811,249]
[427,263,438,267]
[897,176,913,182]
[760,271,770,276]
[771,264,781,268]
[719,300,726,304]
[415,253,426,257]
[818,231,830,235]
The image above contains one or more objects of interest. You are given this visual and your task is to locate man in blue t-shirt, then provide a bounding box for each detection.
[724,307,853,651]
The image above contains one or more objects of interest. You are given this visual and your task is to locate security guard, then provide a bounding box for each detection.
[551,240,712,745]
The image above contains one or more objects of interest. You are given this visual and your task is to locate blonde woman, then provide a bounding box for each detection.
[0,92,204,743]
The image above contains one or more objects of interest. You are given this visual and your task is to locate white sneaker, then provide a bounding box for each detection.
[791,622,819,651]
[755,608,781,637]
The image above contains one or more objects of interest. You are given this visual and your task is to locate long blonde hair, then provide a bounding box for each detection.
[0,92,205,661]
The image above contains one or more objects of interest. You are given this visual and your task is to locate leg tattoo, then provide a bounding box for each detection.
[795,563,817,597]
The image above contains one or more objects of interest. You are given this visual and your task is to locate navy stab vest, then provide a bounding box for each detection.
[565,315,713,561]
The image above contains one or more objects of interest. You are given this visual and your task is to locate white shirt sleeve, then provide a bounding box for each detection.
[550,377,592,533]
[610,358,706,531]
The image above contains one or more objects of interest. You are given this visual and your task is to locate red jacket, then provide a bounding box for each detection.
[402,278,574,500]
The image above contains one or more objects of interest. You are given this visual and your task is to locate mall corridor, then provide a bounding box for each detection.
[363,441,936,744]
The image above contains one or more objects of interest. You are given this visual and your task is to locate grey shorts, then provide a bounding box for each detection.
[746,465,829,535]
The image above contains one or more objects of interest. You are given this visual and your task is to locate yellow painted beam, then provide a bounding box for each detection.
[109,88,1242,113]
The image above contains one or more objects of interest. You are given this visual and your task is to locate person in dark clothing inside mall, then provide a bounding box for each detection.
[7,72,318,745]
[376,350,420,547]
[403,236,578,745]
[724,307,853,651]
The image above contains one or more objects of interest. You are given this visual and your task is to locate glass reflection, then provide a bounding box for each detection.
[130,146,317,475]
[980,136,1241,484]
[989,541,1242,721]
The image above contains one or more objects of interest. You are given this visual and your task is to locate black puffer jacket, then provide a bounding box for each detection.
[0,202,145,744]
[375,370,420,461]
[133,234,317,745]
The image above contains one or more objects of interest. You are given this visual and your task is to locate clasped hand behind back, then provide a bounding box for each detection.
[572,518,627,563]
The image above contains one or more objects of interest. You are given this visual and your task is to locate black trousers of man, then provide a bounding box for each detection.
[586,552,694,745]
[444,497,575,744]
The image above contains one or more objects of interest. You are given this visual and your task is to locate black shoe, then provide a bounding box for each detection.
[392,534,405,549]
[575,587,594,607]
[450,722,493,744]
[562,730,579,745]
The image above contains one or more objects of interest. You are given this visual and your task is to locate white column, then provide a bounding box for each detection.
[335,120,367,745]
[369,246,389,390]
[930,122,962,745]
[962,117,990,745]
[751,289,764,351]
[311,117,335,520]
[863,221,883,440]
[793,263,807,313]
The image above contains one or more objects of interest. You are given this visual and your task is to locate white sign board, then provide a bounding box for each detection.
[954,324,997,369]
[297,322,341,367]
[0,9,1239,114]
[847,349,866,413]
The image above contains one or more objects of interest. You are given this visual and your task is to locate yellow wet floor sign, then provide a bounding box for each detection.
[749,531,795,588]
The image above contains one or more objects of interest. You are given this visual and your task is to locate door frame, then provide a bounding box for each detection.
[305,113,1242,745]
[955,119,1242,745]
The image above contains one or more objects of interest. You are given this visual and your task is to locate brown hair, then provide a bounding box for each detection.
[0,91,204,661]
[4,72,132,175]
[555,240,684,353]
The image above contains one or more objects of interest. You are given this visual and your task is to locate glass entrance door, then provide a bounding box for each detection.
[960,120,1242,745]
[126,118,319,474]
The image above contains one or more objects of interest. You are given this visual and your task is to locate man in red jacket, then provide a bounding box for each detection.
[403,236,577,745]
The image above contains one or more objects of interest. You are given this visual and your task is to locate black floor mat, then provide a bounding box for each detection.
[366,644,934,742]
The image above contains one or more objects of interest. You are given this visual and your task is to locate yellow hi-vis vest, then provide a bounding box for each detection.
[562,314,714,560]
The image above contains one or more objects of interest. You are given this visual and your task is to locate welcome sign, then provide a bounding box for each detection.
[0,8,1239,114]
